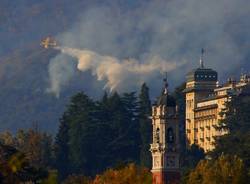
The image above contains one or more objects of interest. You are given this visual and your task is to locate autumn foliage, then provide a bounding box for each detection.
[186,155,249,184]
[92,163,152,184]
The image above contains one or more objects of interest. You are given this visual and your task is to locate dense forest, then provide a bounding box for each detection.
[0,83,154,183]
[1,83,250,183]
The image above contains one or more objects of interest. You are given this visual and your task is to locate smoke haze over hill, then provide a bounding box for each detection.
[49,0,250,96]
[0,0,249,132]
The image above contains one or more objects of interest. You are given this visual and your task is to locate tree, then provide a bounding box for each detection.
[0,142,48,184]
[66,92,97,176]
[212,95,250,167]
[0,131,15,146]
[186,155,249,184]
[172,82,186,150]
[54,114,71,181]
[121,92,140,163]
[93,163,152,184]
[102,92,140,167]
[181,144,205,183]
[138,83,152,168]
[14,129,53,169]
[54,90,149,177]
[62,174,91,184]
[182,144,205,168]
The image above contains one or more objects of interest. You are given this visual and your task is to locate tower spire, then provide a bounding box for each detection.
[163,72,168,95]
[200,48,205,68]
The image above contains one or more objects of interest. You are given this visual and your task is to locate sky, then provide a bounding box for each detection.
[0,0,249,132]
[46,0,250,97]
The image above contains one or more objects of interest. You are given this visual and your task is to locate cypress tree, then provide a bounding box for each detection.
[121,92,140,163]
[138,83,152,168]
[67,92,97,176]
[54,114,71,181]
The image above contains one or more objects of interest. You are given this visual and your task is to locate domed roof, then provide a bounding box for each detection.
[157,93,176,106]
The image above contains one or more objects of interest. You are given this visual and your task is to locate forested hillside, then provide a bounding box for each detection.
[0,0,149,132]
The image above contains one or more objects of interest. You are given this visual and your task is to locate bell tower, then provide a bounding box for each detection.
[150,74,180,184]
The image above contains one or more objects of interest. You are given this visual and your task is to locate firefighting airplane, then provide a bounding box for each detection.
[40,37,57,49]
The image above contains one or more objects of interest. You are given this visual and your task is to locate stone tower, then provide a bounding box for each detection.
[183,50,218,146]
[150,75,180,184]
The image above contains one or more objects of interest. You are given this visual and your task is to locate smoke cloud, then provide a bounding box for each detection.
[48,0,250,97]
[47,46,183,96]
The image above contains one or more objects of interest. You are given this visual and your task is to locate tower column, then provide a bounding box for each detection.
[150,76,180,184]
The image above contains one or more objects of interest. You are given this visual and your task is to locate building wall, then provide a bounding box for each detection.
[185,91,196,145]
[151,103,180,184]
[185,80,247,152]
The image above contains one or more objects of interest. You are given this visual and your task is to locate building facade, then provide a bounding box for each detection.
[150,77,180,184]
[184,55,250,152]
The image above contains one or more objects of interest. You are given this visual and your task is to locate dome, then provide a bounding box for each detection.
[157,93,176,107]
[156,74,176,107]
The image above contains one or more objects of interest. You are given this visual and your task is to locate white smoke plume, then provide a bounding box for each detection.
[47,0,250,97]
[47,46,183,97]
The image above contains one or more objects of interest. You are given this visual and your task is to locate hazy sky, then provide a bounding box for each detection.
[48,0,250,97]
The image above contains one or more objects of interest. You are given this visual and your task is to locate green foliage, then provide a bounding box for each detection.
[66,92,97,175]
[54,86,153,178]
[0,128,53,169]
[181,144,205,183]
[55,91,143,178]
[0,142,48,183]
[186,155,249,184]
[182,144,205,169]
[138,83,152,168]
[172,82,186,150]
[54,114,71,181]
[212,95,250,167]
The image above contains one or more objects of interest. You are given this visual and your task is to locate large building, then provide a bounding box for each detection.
[150,76,180,184]
[184,53,250,152]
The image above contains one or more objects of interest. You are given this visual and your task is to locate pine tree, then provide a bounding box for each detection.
[66,92,97,176]
[172,83,186,150]
[212,95,250,167]
[138,83,152,168]
[104,92,132,165]
[121,92,140,163]
[54,114,71,181]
